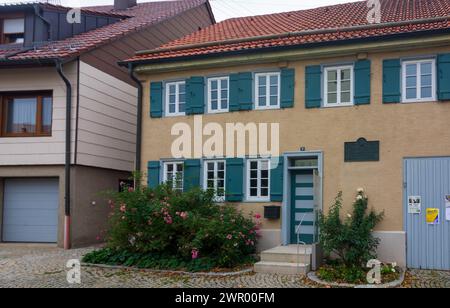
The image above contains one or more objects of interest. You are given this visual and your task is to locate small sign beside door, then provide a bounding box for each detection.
[408,196,421,214]
[426,208,440,225]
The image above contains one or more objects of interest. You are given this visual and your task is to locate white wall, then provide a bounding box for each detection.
[0,63,78,166]
[77,62,137,171]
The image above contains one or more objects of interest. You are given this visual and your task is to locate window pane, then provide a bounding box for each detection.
[221,99,228,109]
[406,76,417,88]
[7,98,37,133]
[3,19,24,34]
[421,87,432,98]
[406,64,417,76]
[250,170,258,178]
[270,96,278,106]
[261,179,269,188]
[406,88,417,99]
[421,62,432,75]
[327,93,337,104]
[221,89,228,100]
[218,171,225,179]
[42,97,52,134]
[270,75,278,85]
[250,188,258,197]
[179,83,186,94]
[211,80,218,90]
[341,69,351,80]
[328,81,337,93]
[341,80,350,92]
[258,76,267,85]
[250,179,258,188]
[176,164,183,172]
[261,170,269,178]
[169,84,176,94]
[169,94,176,104]
[218,162,225,171]
[270,85,278,96]
[208,162,215,171]
[211,100,218,110]
[327,70,337,81]
[341,92,351,103]
[221,79,228,89]
[169,104,176,113]
[421,74,432,87]
[167,164,173,172]
[258,96,266,106]
[179,103,185,113]
[211,90,218,100]
[261,188,269,197]
[250,161,258,169]
[208,171,214,179]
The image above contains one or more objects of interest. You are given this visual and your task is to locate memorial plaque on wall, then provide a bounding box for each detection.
[345,138,380,162]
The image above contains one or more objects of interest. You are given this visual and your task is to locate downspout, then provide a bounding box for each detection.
[128,63,143,177]
[56,60,72,250]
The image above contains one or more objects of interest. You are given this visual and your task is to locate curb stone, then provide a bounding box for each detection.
[81,263,254,277]
[307,269,406,288]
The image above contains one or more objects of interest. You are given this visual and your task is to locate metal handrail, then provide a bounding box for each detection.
[295,213,308,275]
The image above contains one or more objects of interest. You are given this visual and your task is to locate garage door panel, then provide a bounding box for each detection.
[2,226,58,243]
[3,209,58,225]
[2,178,59,243]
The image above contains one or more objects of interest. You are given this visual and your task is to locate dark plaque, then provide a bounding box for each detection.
[345,138,380,162]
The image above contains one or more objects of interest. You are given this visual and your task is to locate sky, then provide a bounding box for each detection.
[0,0,356,22]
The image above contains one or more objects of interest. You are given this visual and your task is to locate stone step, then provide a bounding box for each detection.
[260,245,312,263]
[254,261,310,276]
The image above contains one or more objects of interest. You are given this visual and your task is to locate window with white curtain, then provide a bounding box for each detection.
[246,159,270,201]
[163,162,184,192]
[402,59,436,103]
[2,18,25,44]
[1,93,52,137]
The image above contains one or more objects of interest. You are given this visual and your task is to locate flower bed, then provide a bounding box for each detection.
[83,183,261,272]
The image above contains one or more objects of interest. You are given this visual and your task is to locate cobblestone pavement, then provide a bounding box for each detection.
[0,244,449,288]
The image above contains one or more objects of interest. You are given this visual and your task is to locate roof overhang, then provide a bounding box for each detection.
[129,30,450,74]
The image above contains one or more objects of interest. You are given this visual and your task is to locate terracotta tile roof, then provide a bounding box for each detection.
[125,0,450,63]
[0,0,209,63]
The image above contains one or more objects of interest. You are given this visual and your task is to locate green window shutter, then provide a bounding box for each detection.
[382,59,401,104]
[150,82,163,118]
[229,73,240,112]
[437,53,450,101]
[280,68,295,108]
[225,158,244,202]
[183,159,201,192]
[270,158,284,202]
[239,72,253,110]
[354,60,371,105]
[305,65,322,108]
[147,161,160,188]
[186,77,205,115]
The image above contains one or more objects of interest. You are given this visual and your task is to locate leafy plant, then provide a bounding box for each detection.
[83,178,261,270]
[318,189,384,268]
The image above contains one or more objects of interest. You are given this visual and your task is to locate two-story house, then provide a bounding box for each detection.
[124,0,450,272]
[0,0,215,249]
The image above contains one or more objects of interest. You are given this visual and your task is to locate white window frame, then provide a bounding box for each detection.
[163,161,184,191]
[255,72,281,110]
[401,59,436,103]
[203,160,226,202]
[246,158,271,202]
[165,81,186,117]
[323,65,354,107]
[207,77,229,113]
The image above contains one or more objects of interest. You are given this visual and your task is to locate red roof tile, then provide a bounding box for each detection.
[126,0,450,63]
[0,0,208,63]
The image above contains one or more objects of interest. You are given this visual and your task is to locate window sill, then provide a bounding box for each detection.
[322,103,354,108]
[255,106,280,111]
[0,134,52,138]
[401,99,437,104]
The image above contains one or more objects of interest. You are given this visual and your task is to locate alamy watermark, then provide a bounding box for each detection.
[66,259,81,284]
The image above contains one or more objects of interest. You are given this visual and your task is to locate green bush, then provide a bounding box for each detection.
[83,181,261,271]
[318,189,384,268]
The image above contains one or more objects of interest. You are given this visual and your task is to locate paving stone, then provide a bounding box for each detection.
[0,244,448,288]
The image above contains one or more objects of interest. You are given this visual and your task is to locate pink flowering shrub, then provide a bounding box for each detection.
[86,182,261,270]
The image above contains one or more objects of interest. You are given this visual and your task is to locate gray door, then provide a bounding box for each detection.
[404,157,450,270]
[2,178,59,243]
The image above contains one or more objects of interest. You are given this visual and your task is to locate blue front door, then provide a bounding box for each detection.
[290,170,316,244]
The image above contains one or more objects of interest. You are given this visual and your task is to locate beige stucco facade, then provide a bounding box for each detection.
[138,41,450,265]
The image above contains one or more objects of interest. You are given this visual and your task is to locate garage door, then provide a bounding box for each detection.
[2,178,59,243]
[404,157,450,270]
